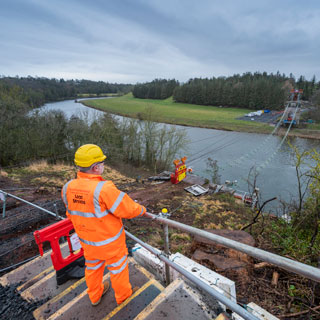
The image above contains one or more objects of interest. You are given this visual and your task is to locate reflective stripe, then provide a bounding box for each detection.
[86,261,105,270]
[64,180,109,219]
[67,210,97,218]
[107,255,127,268]
[94,181,109,218]
[62,180,73,209]
[85,259,101,264]
[108,258,128,275]
[64,180,126,219]
[137,206,144,217]
[79,226,124,247]
[110,192,125,213]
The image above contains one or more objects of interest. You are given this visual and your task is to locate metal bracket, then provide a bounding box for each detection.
[159,211,171,218]
[0,191,6,218]
[184,184,209,196]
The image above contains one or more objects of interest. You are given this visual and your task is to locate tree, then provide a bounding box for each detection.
[132,79,179,99]
[303,150,320,247]
[311,88,320,106]
[173,72,288,110]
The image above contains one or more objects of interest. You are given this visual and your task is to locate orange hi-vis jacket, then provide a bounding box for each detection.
[62,171,146,260]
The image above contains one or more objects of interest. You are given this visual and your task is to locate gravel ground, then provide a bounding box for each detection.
[0,284,49,320]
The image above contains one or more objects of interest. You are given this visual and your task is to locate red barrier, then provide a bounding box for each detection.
[34,219,83,271]
[171,157,187,184]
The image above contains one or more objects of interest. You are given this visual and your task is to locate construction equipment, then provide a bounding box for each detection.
[282,89,303,127]
[170,157,187,184]
[34,219,85,285]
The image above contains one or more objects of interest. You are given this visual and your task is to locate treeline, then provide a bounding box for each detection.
[296,75,319,101]
[0,82,186,169]
[132,79,179,99]
[173,72,290,110]
[0,76,133,108]
[133,73,320,110]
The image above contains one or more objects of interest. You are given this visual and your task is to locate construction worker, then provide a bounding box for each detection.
[61,144,146,306]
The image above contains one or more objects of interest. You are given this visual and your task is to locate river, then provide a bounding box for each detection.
[42,99,320,214]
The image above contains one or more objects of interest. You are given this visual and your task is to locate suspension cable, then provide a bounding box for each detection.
[256,104,299,173]
[228,104,290,168]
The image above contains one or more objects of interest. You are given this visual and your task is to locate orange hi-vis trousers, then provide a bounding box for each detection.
[85,253,132,305]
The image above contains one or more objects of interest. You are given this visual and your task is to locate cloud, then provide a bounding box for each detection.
[0,0,319,82]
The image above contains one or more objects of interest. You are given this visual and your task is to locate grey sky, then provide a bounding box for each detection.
[1,0,319,83]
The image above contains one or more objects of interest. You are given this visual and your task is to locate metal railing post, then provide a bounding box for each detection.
[163,224,171,285]
[144,212,320,283]
[0,190,63,220]
[53,202,59,219]
[126,230,259,320]
[160,208,171,285]
[1,192,6,218]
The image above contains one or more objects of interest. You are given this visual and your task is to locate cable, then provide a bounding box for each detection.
[228,105,289,168]
[0,214,58,234]
[188,134,235,164]
[188,134,245,165]
[188,132,225,145]
[189,134,232,160]
[256,104,300,173]
[0,238,35,258]
[228,102,301,170]
[0,254,40,273]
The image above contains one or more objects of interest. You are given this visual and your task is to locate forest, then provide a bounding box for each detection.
[132,79,179,99]
[0,76,133,108]
[0,78,185,169]
[133,72,320,110]
[1,72,320,167]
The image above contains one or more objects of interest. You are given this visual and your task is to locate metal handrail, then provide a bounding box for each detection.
[2,190,319,318]
[2,190,320,282]
[0,191,258,318]
[126,230,259,320]
[144,212,320,283]
[0,190,63,220]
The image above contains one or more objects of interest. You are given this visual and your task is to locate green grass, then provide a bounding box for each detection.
[77,93,120,98]
[81,94,274,133]
[306,123,320,130]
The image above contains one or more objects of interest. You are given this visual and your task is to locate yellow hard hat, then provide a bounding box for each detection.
[74,144,106,167]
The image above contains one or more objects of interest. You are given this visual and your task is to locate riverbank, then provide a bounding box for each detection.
[281,127,320,140]
[76,93,122,98]
[81,94,320,139]
[81,94,273,134]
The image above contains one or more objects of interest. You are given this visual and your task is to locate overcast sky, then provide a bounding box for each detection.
[1,0,319,83]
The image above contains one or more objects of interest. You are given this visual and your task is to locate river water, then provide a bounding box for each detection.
[42,99,320,214]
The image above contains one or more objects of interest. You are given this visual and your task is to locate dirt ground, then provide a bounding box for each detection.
[0,163,319,319]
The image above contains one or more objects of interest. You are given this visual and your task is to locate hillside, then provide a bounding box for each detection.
[0,162,319,318]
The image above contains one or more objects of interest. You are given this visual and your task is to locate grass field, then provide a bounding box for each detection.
[81,94,274,133]
[77,93,120,98]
